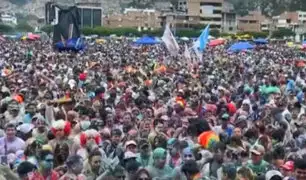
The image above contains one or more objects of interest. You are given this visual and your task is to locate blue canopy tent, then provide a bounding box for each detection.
[228,42,255,52]
[55,37,85,52]
[135,36,159,45]
[253,38,268,44]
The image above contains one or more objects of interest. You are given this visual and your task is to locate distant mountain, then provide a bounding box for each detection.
[228,0,306,16]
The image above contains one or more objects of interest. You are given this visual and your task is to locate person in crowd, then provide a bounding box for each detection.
[0,123,25,155]
[59,155,85,180]
[172,147,195,180]
[181,160,202,180]
[247,144,270,176]
[83,150,104,180]
[136,139,153,167]
[135,168,152,180]
[146,147,173,179]
[237,167,254,180]
[167,138,182,168]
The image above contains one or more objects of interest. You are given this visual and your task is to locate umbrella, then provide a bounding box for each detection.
[228,42,254,52]
[253,38,268,44]
[135,36,159,45]
[180,37,189,41]
[209,39,225,47]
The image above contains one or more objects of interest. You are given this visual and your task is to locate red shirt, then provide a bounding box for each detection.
[29,170,59,180]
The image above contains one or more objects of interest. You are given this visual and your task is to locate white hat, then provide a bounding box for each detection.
[17,123,34,134]
[124,151,137,160]
[125,140,137,149]
[265,170,283,180]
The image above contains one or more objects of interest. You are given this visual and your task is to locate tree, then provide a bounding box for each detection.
[0,24,14,33]
[15,23,34,32]
[272,28,295,38]
[210,29,220,37]
[40,25,53,34]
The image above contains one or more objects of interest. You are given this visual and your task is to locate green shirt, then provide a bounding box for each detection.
[247,160,269,176]
[146,165,173,180]
[136,153,153,167]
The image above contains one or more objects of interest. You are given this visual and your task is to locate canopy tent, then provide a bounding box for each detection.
[209,38,225,47]
[135,36,159,45]
[96,39,107,44]
[21,33,41,41]
[302,41,306,49]
[55,37,85,52]
[180,37,189,41]
[228,42,254,52]
[208,35,215,40]
[253,38,268,44]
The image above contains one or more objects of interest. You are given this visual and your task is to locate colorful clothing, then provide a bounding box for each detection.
[246,160,269,176]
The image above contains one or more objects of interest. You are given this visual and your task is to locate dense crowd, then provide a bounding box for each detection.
[0,38,305,180]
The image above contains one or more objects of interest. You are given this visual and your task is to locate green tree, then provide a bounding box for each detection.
[0,24,14,33]
[210,29,220,37]
[40,25,53,34]
[15,23,34,32]
[272,28,295,38]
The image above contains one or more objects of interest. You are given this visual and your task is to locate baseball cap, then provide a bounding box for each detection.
[265,170,283,180]
[17,123,34,134]
[125,140,137,149]
[281,161,294,171]
[138,139,149,149]
[124,151,137,160]
[250,144,265,156]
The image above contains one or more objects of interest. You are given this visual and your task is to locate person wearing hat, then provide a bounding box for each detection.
[146,147,173,179]
[265,170,283,180]
[246,144,270,177]
[281,161,294,180]
[172,147,196,180]
[125,140,137,154]
[136,139,153,167]
[219,163,237,180]
[27,149,59,180]
[213,113,234,138]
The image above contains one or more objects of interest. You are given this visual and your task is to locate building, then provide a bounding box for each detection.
[159,12,201,30]
[222,1,236,32]
[237,11,270,32]
[272,11,299,29]
[272,11,306,42]
[162,0,236,32]
[104,8,161,31]
[76,2,103,28]
[45,2,103,28]
[187,0,224,29]
[178,0,188,12]
[0,13,17,26]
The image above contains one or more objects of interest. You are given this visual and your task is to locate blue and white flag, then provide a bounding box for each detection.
[193,24,210,61]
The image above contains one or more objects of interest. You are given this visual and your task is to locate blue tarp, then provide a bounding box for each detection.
[135,36,159,45]
[253,38,268,44]
[55,38,85,51]
[228,42,254,52]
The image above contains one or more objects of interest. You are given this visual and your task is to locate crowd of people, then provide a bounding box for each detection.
[0,38,305,180]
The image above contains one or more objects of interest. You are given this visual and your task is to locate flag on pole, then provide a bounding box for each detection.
[193,24,210,61]
[184,44,191,61]
[162,24,180,56]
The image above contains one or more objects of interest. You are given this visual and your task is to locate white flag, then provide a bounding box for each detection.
[184,44,191,61]
[162,24,179,56]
